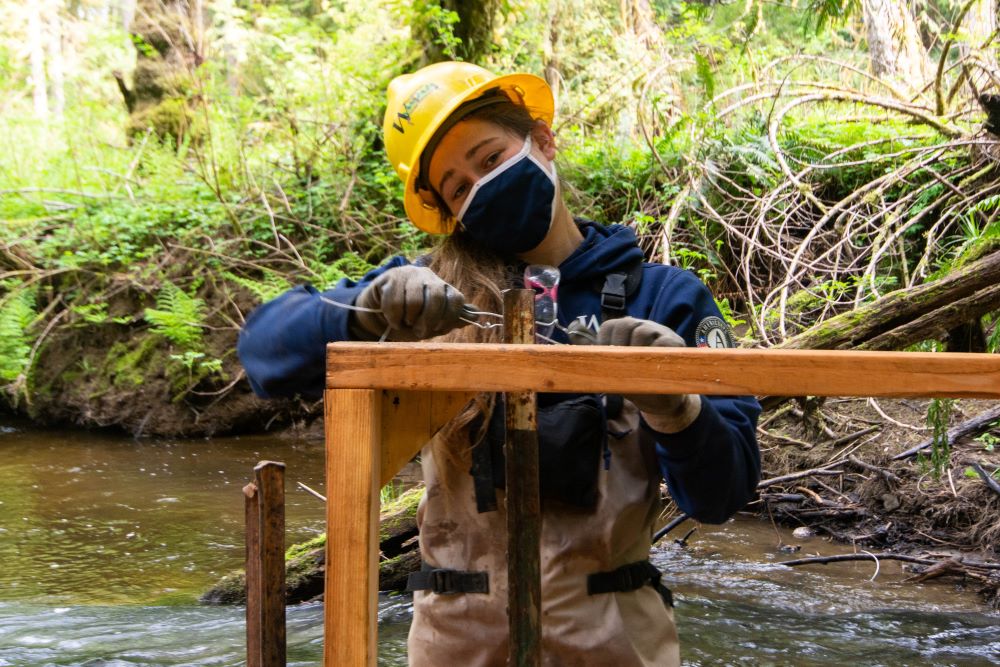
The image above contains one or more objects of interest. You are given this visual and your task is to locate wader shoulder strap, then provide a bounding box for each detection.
[586,559,674,608]
[600,259,643,429]
[600,259,644,323]
[406,562,489,595]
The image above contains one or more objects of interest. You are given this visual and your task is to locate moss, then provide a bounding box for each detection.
[128,97,192,143]
[379,485,423,543]
[285,533,326,561]
[785,288,822,314]
[106,336,162,389]
[199,571,246,605]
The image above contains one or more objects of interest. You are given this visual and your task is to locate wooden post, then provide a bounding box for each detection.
[244,481,261,666]
[245,460,286,667]
[324,389,381,667]
[503,289,542,667]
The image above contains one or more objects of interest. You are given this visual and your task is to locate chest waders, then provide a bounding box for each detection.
[406,260,680,667]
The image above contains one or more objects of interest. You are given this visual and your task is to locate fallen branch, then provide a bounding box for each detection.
[969,463,1000,496]
[780,552,936,567]
[847,454,902,484]
[782,249,1000,351]
[652,513,690,544]
[893,404,1000,460]
[827,426,882,448]
[759,466,844,489]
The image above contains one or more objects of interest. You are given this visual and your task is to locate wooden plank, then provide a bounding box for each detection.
[324,389,381,667]
[254,461,286,667]
[244,481,261,667]
[503,290,542,667]
[379,389,475,487]
[326,343,1000,398]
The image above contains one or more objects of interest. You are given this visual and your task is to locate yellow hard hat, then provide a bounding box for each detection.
[383,61,554,234]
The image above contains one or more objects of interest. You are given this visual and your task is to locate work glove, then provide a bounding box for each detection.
[569,316,701,433]
[349,266,466,341]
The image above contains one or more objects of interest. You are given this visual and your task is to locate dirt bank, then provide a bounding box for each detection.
[9,283,317,438]
[746,397,1000,608]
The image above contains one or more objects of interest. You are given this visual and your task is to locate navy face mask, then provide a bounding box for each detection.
[456,135,557,256]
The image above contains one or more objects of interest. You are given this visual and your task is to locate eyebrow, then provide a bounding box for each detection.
[437,136,503,197]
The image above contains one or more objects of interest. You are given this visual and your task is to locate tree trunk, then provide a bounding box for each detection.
[620,0,664,50]
[861,0,931,86]
[47,7,65,117]
[542,0,561,110]
[119,0,204,143]
[28,3,48,118]
[414,0,499,65]
[781,249,1000,351]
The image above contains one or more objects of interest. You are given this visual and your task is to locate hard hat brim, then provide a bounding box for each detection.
[402,72,555,235]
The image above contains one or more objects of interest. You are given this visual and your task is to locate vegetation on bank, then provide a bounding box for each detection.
[2,0,998,614]
[2,1,998,434]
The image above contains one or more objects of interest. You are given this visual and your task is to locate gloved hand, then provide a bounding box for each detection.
[574,316,701,433]
[349,266,466,341]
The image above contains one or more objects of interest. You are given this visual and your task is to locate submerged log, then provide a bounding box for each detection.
[201,485,423,605]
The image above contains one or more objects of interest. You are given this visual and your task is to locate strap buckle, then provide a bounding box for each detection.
[429,569,458,595]
[615,563,645,590]
[601,273,628,313]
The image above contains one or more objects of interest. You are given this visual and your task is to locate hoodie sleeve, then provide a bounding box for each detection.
[642,268,761,524]
[236,256,410,400]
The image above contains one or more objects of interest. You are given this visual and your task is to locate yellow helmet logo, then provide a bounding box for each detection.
[391,83,439,135]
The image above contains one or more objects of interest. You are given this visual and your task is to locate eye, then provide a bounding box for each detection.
[484,151,502,168]
[452,183,468,201]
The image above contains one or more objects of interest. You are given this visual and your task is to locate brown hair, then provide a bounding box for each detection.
[421,97,541,473]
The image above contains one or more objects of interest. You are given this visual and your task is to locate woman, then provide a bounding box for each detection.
[238,61,760,666]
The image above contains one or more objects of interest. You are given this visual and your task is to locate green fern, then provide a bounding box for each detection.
[313,252,376,290]
[964,194,1000,218]
[223,271,291,303]
[144,283,205,349]
[0,289,37,382]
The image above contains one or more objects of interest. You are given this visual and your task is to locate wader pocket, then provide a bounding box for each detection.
[470,393,606,511]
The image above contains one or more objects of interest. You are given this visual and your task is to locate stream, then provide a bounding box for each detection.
[1,421,997,666]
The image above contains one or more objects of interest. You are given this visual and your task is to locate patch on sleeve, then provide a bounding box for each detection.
[695,316,735,349]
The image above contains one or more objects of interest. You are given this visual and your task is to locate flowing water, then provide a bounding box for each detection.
[1,420,997,666]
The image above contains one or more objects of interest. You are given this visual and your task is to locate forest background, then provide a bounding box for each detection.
[1,0,998,442]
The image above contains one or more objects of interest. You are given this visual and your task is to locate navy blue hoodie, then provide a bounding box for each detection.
[238,221,760,524]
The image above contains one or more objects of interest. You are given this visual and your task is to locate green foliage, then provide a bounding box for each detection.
[0,288,36,383]
[1,0,997,419]
[975,429,998,453]
[985,312,1000,354]
[144,283,205,350]
[70,303,132,326]
[803,0,861,33]
[694,52,715,103]
[403,0,463,60]
[925,398,956,480]
[380,481,403,505]
[224,271,292,303]
[312,252,377,289]
[169,351,223,377]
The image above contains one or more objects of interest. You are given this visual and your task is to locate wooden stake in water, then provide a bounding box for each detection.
[245,460,286,667]
[503,288,542,667]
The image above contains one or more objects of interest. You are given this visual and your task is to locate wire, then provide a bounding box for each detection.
[461,317,504,330]
[318,294,595,343]
[318,294,382,313]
